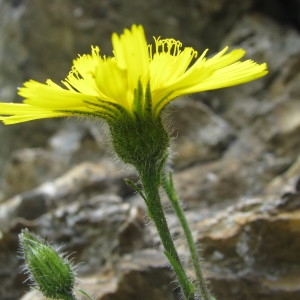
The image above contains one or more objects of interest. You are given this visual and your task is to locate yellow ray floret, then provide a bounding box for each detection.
[0,24,268,125]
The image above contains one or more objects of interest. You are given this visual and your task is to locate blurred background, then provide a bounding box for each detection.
[0,0,300,299]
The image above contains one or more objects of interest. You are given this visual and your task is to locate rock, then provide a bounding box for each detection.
[34,194,144,275]
[0,119,110,198]
[172,120,293,208]
[0,119,63,180]
[2,147,67,197]
[266,155,300,195]
[253,0,300,29]
[173,159,251,208]
[181,155,300,299]
[169,100,235,169]
[0,160,134,230]
[48,118,108,162]
[197,196,300,299]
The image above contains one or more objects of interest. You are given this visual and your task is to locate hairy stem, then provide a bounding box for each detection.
[138,165,194,300]
[162,172,212,300]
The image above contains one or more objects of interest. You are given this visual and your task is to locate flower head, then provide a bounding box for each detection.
[0,24,267,125]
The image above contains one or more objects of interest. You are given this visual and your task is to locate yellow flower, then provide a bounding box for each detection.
[0,24,267,125]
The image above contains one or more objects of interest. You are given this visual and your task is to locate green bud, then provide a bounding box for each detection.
[19,229,76,300]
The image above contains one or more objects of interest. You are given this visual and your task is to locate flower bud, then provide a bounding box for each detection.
[19,229,76,300]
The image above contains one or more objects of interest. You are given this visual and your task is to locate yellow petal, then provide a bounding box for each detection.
[0,25,268,125]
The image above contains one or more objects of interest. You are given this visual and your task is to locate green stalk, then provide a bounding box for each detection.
[162,172,212,300]
[78,289,95,300]
[138,166,194,300]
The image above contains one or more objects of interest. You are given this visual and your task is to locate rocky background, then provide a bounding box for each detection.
[0,0,300,299]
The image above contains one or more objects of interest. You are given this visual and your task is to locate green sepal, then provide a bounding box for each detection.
[109,114,169,172]
[132,80,143,115]
[143,82,152,119]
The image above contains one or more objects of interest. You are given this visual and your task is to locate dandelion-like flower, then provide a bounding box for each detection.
[0,24,267,125]
[7,26,268,300]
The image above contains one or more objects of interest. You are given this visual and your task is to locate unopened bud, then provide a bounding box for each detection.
[19,229,76,300]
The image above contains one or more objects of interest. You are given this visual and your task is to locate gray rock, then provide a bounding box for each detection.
[2,147,67,197]
[169,100,235,169]
[0,160,134,231]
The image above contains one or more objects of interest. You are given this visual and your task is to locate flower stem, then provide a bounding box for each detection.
[78,289,95,300]
[138,165,195,300]
[162,172,212,300]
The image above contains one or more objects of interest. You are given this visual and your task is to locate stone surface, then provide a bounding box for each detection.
[0,160,133,230]
[169,100,235,169]
[0,1,300,300]
[2,147,67,197]
[202,196,300,299]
